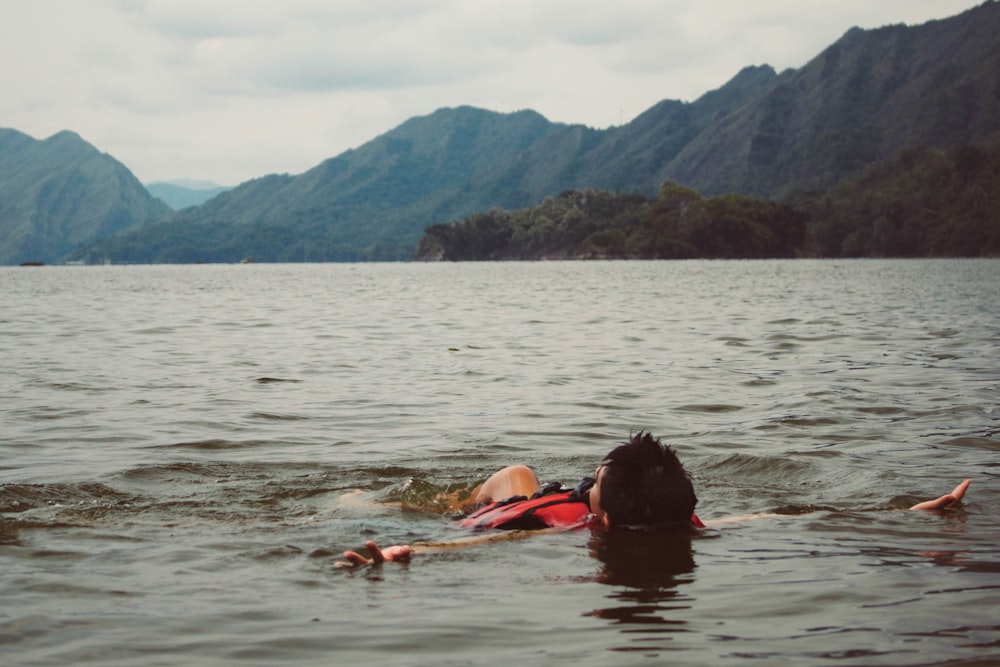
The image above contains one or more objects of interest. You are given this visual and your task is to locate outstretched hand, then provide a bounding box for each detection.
[910,479,971,511]
[336,540,412,567]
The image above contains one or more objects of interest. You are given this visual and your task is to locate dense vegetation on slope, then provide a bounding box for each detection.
[417,139,1000,260]
[415,183,806,260]
[0,129,170,265]
[795,141,1000,257]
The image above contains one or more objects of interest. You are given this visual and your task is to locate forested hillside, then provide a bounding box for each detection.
[415,184,805,261]
[796,141,1000,257]
[8,2,999,264]
[417,141,1000,260]
[0,129,170,265]
[670,2,1000,198]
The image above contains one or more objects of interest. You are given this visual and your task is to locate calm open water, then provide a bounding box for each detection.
[1,260,998,666]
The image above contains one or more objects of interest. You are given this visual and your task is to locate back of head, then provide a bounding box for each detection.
[598,432,697,528]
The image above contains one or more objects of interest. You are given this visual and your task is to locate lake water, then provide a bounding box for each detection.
[1,260,998,666]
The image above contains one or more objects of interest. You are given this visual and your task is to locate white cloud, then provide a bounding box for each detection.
[0,0,984,184]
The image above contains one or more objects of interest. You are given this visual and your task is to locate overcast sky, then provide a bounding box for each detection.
[0,0,983,186]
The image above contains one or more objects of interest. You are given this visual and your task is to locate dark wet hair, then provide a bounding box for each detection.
[598,431,697,528]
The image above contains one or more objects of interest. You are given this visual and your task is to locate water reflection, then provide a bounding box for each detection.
[589,526,696,588]
[585,527,697,651]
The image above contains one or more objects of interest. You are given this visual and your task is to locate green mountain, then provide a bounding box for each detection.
[68,71,779,264]
[67,1,1000,263]
[0,129,171,265]
[670,2,1000,198]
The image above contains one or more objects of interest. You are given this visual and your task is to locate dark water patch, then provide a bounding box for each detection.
[22,548,92,561]
[132,326,176,335]
[719,335,749,347]
[775,333,848,343]
[675,404,743,414]
[939,436,1000,451]
[255,377,302,384]
[0,519,24,545]
[307,547,339,558]
[153,438,278,451]
[0,482,139,514]
[576,400,629,411]
[137,382,199,391]
[245,544,305,561]
[248,412,310,421]
[0,514,91,540]
[778,416,842,426]
[28,380,118,394]
[742,378,777,387]
[24,581,141,597]
[24,406,92,421]
[117,461,251,483]
[951,563,1000,576]
[854,406,908,415]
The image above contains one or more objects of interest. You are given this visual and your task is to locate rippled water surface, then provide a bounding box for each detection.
[2,260,998,666]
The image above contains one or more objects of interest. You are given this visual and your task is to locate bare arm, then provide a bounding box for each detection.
[335,529,559,568]
[695,479,974,528]
[910,479,971,511]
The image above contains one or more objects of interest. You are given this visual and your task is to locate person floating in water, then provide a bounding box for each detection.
[339,431,972,567]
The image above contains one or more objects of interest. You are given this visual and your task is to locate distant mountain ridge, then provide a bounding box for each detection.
[3,2,997,264]
[145,180,232,210]
[74,1,999,264]
[670,4,1000,197]
[0,129,170,264]
[68,67,785,263]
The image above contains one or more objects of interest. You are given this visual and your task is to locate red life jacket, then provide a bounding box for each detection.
[458,487,706,531]
[458,490,591,531]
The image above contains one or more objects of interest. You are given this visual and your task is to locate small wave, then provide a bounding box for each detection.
[152,439,275,451]
[939,436,1000,451]
[675,404,743,413]
[245,545,305,562]
[118,462,223,480]
[255,377,302,384]
[854,406,907,415]
[743,378,778,387]
[778,416,842,427]
[0,482,137,514]
[700,453,813,478]
[248,412,309,421]
[132,326,176,334]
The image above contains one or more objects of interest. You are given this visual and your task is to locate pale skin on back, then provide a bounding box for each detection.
[339,468,973,567]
